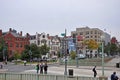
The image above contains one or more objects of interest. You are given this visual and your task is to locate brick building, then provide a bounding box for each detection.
[0,28,30,58]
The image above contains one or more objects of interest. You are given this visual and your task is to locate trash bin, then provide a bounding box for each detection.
[116,63,120,68]
[68,69,73,77]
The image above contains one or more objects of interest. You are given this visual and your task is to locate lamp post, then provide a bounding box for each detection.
[61,29,67,75]
[76,43,79,68]
[101,35,104,76]
[29,50,32,65]
[64,29,67,75]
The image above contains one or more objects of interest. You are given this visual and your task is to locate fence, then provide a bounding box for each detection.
[0,72,100,80]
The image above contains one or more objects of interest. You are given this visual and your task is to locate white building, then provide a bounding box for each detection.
[29,32,51,47]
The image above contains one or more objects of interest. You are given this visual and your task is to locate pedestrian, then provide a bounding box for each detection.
[44,62,48,74]
[36,63,39,74]
[111,72,119,80]
[39,61,44,74]
[24,60,26,66]
[92,66,97,77]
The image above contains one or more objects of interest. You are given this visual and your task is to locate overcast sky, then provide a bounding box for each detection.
[0,0,120,40]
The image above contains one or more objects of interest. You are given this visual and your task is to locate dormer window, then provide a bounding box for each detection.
[43,35,45,38]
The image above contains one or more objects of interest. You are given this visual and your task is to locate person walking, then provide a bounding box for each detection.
[92,66,97,77]
[111,72,119,80]
[36,63,39,74]
[39,62,44,74]
[44,62,48,74]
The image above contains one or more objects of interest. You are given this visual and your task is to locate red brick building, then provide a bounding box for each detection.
[0,28,30,58]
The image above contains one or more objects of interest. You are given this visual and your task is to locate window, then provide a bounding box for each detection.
[95,36,97,38]
[42,35,45,38]
[91,31,93,34]
[16,43,19,47]
[86,31,89,35]
[80,32,83,35]
[94,31,97,34]
[86,36,89,38]
[10,43,12,47]
[20,43,22,48]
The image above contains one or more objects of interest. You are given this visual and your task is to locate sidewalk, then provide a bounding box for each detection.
[0,69,8,72]
[22,65,120,78]
[22,57,120,79]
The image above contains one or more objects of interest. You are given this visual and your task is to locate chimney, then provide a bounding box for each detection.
[26,33,30,37]
[0,30,2,37]
[9,28,12,32]
[20,31,22,36]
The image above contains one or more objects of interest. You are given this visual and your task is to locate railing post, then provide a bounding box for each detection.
[20,74,22,80]
[5,73,6,80]
[37,74,39,80]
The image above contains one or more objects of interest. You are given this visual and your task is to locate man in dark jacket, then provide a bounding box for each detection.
[92,66,97,77]
[111,72,119,80]
[44,62,48,74]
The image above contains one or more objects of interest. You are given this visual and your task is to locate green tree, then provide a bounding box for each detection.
[70,51,76,59]
[30,43,40,58]
[14,51,21,64]
[110,43,118,55]
[39,44,50,55]
[0,37,8,61]
[14,51,21,60]
[104,42,111,55]
[21,43,42,61]
[21,45,30,60]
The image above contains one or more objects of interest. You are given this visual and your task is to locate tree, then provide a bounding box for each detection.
[39,44,50,55]
[0,37,8,61]
[14,51,21,64]
[85,39,99,50]
[110,43,117,55]
[104,42,111,55]
[14,51,21,60]
[21,43,41,61]
[70,50,76,59]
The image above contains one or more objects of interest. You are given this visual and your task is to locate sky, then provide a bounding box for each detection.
[0,0,120,41]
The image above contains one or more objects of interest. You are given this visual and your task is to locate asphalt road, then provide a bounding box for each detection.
[2,62,34,72]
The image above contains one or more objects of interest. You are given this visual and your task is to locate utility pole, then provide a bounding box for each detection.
[75,36,79,68]
[61,29,67,75]
[64,29,67,75]
[102,41,104,76]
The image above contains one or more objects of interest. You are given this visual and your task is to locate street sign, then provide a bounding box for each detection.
[61,33,65,36]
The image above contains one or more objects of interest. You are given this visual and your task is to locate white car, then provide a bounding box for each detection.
[78,54,86,59]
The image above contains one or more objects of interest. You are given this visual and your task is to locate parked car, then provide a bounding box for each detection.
[78,54,86,59]
[62,57,69,62]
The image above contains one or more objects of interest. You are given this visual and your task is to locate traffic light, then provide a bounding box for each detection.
[98,43,102,52]
[73,34,76,43]
[67,49,69,54]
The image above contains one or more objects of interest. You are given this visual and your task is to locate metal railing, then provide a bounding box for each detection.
[0,72,100,80]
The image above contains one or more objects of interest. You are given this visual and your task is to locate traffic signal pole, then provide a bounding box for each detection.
[64,29,67,76]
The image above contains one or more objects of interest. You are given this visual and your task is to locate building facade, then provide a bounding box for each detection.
[30,32,51,47]
[50,35,61,58]
[71,27,111,55]
[0,28,30,58]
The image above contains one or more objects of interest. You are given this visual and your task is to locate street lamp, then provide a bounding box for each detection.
[64,29,67,75]
[29,50,32,65]
[101,35,105,76]
[61,29,67,75]
[76,43,79,68]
